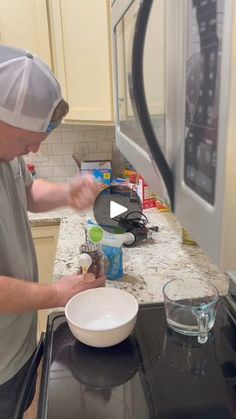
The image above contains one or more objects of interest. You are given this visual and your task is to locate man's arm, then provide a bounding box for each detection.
[0,273,105,313]
[0,276,57,313]
[26,178,69,212]
[26,176,100,213]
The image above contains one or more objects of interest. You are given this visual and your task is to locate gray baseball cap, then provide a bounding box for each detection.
[0,45,63,132]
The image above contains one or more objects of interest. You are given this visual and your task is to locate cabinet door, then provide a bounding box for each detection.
[31,223,60,332]
[48,0,113,123]
[0,0,51,67]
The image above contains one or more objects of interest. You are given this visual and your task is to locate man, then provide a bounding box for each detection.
[0,45,105,418]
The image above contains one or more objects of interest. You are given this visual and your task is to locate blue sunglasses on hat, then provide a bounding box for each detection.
[46,121,60,133]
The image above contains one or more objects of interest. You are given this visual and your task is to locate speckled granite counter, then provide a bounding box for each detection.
[29,208,229,304]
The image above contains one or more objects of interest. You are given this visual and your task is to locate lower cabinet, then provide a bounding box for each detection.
[31,221,60,333]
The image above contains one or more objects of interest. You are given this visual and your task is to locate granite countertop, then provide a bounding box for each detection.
[29,208,229,304]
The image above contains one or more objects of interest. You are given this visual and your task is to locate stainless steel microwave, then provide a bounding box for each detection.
[111,0,236,269]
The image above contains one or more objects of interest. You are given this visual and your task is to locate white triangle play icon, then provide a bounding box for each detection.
[110,201,128,219]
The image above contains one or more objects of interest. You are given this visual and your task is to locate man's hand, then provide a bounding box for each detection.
[67,174,100,211]
[53,272,106,307]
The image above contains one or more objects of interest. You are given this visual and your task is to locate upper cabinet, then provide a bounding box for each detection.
[48,0,114,124]
[0,0,114,124]
[0,0,51,67]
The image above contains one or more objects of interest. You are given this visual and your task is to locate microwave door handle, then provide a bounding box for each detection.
[131,0,174,210]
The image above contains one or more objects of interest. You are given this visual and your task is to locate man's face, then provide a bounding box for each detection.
[0,124,48,162]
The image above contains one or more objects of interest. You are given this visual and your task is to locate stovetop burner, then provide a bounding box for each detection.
[37,301,236,419]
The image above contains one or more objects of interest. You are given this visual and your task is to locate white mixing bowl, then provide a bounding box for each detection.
[65,287,139,347]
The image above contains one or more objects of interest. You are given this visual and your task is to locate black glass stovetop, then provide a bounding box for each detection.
[37,301,236,419]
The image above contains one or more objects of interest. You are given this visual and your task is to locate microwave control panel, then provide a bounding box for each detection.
[184,0,225,205]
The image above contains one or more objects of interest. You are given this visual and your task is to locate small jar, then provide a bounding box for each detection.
[79,243,104,278]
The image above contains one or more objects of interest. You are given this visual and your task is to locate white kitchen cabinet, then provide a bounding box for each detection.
[31,221,60,332]
[0,0,51,67]
[48,0,114,124]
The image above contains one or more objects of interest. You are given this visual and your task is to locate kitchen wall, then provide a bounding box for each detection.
[24,124,125,182]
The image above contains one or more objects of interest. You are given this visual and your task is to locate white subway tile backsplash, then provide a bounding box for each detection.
[24,157,42,167]
[41,156,65,167]
[47,177,67,183]
[24,154,34,164]
[81,125,102,131]
[88,153,111,161]
[56,123,74,132]
[97,142,112,153]
[74,143,89,159]
[24,124,124,182]
[36,144,50,155]
[45,132,63,144]
[64,155,77,166]
[36,167,54,178]
[85,129,108,141]
[54,166,77,177]
[88,142,98,153]
[62,130,85,143]
[72,124,88,131]
[26,154,49,163]
[51,143,74,155]
[107,127,115,140]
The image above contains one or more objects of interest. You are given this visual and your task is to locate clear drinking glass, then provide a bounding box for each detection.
[163,278,219,344]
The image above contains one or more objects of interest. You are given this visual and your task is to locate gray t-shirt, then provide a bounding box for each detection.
[0,157,38,384]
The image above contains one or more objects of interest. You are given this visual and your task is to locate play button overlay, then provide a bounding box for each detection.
[110,201,127,219]
[93,184,143,233]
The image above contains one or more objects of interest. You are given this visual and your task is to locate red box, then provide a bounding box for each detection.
[137,176,156,209]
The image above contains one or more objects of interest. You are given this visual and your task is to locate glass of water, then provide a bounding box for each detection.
[163,278,219,344]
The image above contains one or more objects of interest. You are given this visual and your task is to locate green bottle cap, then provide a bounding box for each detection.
[88,225,104,243]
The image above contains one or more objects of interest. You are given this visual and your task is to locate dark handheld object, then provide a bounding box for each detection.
[114,211,158,247]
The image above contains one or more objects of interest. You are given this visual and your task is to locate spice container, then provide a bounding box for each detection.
[79,243,104,278]
[26,163,36,179]
[129,174,138,202]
